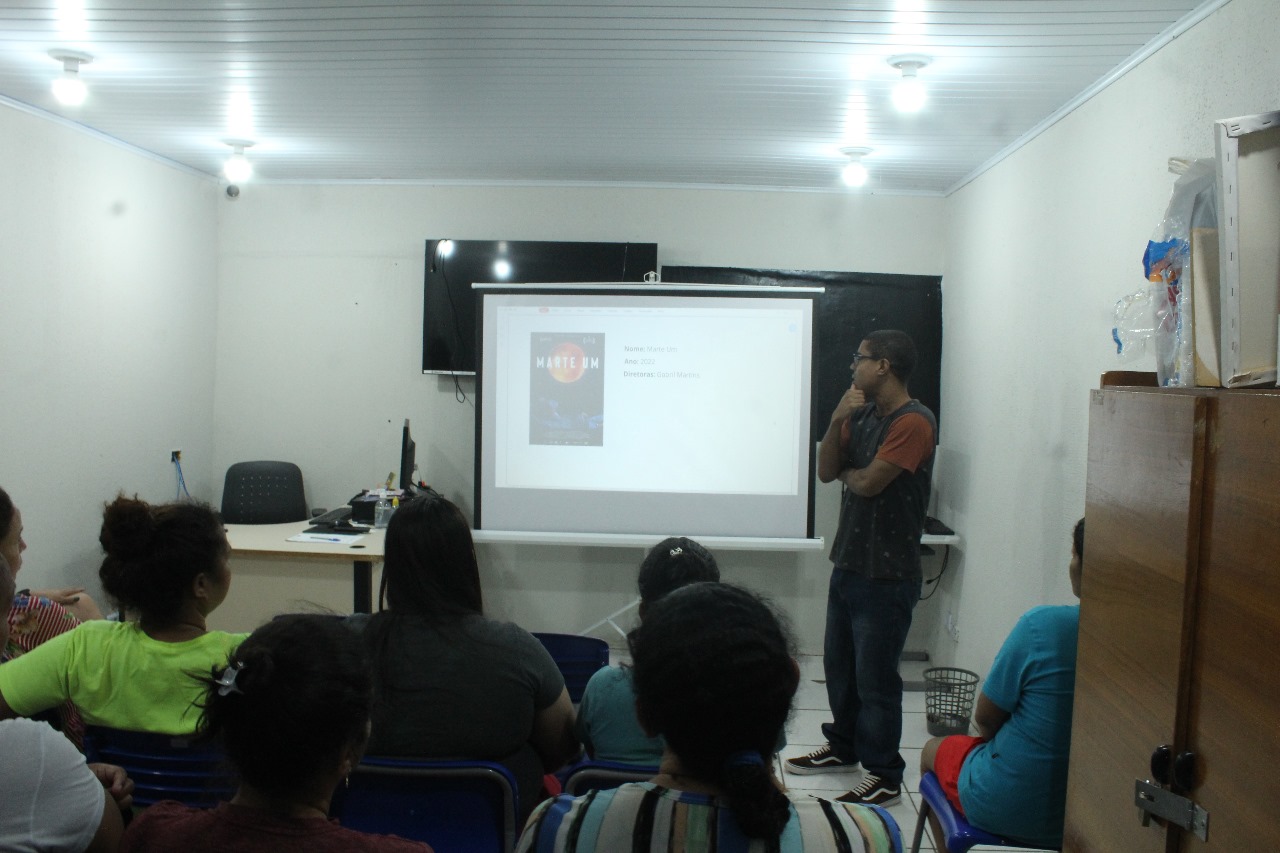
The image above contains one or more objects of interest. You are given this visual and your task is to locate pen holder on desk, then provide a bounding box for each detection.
[373,500,396,529]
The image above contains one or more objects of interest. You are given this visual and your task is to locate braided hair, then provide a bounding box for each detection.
[629,582,798,841]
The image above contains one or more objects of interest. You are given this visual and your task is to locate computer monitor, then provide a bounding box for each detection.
[399,418,417,494]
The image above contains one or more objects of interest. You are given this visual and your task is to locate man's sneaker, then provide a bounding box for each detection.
[835,773,901,807]
[785,744,858,775]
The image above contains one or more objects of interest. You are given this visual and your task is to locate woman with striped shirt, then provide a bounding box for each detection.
[0,485,99,745]
[518,582,901,853]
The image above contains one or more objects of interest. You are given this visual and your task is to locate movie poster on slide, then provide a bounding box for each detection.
[529,333,605,446]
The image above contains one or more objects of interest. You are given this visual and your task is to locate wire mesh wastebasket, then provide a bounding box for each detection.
[924,667,980,736]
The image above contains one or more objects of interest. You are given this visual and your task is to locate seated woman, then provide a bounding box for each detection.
[1,485,105,634]
[0,495,246,734]
[0,553,136,853]
[519,582,902,853]
[919,518,1084,849]
[0,485,100,745]
[120,615,431,852]
[575,536,720,765]
[353,492,578,816]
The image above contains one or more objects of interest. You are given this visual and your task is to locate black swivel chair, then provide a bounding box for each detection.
[220,461,308,524]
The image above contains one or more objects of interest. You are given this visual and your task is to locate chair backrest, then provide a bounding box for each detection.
[82,726,236,809]
[562,758,657,796]
[531,632,610,703]
[220,460,307,524]
[334,757,519,853]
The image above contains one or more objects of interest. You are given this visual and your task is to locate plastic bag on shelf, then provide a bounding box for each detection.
[1112,287,1161,363]
[1123,158,1218,385]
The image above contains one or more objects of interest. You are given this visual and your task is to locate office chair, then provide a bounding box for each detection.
[530,632,610,703]
[910,771,1059,853]
[81,726,236,809]
[220,460,308,524]
[562,758,657,795]
[334,757,519,853]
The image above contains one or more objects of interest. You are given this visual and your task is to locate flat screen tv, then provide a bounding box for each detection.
[422,239,658,374]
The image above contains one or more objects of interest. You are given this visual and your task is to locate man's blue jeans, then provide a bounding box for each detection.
[821,567,921,786]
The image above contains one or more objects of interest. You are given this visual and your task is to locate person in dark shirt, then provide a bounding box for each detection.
[121,615,432,852]
[786,330,937,807]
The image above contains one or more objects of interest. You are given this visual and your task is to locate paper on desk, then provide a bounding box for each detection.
[288,532,366,544]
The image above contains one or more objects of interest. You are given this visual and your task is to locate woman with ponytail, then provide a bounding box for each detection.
[518,582,902,853]
[120,615,431,852]
[0,495,246,734]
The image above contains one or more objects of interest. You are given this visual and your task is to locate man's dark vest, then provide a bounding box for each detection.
[828,399,937,580]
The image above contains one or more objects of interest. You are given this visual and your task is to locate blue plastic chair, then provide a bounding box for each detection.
[81,726,235,809]
[562,758,657,795]
[334,757,519,853]
[910,771,1059,853]
[531,632,610,703]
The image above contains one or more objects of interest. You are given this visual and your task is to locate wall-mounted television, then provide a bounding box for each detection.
[422,239,659,375]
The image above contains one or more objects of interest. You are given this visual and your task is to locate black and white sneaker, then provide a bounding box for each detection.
[835,773,901,807]
[785,744,859,775]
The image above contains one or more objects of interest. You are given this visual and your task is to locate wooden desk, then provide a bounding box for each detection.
[225,522,385,614]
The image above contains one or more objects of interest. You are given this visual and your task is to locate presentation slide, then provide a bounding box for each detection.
[478,287,817,539]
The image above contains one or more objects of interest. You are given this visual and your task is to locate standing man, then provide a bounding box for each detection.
[786,329,936,806]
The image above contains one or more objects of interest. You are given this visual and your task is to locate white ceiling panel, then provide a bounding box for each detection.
[0,1,1221,194]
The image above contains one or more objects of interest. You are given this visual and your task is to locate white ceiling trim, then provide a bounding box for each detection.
[0,92,211,181]
[945,0,1234,196]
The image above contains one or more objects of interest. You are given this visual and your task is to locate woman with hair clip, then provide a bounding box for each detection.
[519,582,902,853]
[0,494,246,734]
[352,491,578,818]
[120,615,431,851]
[575,536,721,764]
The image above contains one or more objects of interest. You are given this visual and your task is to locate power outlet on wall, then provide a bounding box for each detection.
[945,610,960,644]
[170,449,181,462]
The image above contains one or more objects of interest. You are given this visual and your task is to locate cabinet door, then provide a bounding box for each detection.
[1179,393,1280,849]
[1064,389,1207,852]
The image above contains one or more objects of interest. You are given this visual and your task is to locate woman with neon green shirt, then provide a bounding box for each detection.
[0,495,247,734]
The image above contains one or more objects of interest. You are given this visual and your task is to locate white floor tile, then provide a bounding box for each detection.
[901,748,922,793]
[793,677,829,711]
[787,652,989,850]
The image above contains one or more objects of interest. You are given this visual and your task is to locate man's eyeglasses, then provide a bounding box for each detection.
[851,352,879,366]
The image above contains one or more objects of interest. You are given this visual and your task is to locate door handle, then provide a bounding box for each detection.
[1174,751,1197,791]
[1150,744,1172,785]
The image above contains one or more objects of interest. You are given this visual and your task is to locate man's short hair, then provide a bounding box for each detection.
[863,329,917,382]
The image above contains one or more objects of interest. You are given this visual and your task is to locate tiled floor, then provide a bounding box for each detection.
[781,654,1043,853]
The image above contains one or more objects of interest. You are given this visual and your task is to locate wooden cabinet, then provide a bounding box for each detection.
[1064,386,1280,850]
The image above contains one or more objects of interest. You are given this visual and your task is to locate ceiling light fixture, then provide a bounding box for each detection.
[840,147,873,188]
[49,49,92,106]
[222,139,255,183]
[888,54,931,113]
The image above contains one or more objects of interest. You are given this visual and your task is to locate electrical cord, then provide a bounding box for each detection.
[435,243,473,407]
[173,456,192,500]
[919,545,950,601]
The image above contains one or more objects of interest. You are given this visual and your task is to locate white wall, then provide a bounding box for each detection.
[210,184,946,647]
[0,105,219,595]
[21,0,1268,663]
[934,0,1280,673]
